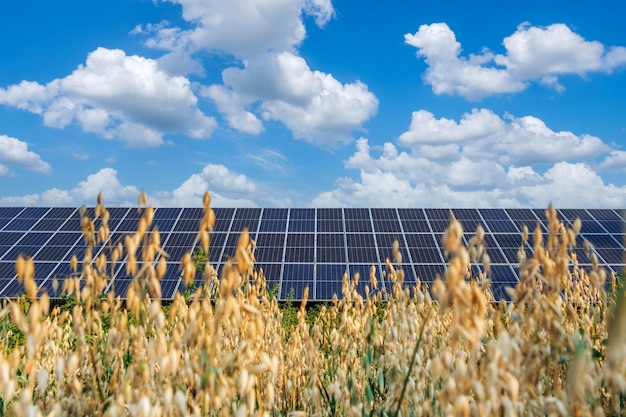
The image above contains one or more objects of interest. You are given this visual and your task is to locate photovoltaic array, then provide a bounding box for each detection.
[0,207,623,301]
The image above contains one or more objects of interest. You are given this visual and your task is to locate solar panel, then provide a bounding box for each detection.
[0,207,622,302]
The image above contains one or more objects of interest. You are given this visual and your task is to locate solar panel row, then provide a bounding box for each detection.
[0,207,623,301]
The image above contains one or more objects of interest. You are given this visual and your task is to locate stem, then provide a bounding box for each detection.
[393,305,431,417]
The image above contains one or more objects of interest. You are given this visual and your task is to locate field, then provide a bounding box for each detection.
[0,192,625,416]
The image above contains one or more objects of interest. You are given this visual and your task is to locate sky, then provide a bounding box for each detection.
[1,0,625,209]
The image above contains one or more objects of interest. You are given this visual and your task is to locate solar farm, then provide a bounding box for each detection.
[0,206,623,301]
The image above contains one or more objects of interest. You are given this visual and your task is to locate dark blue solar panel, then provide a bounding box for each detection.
[255,246,284,262]
[19,207,50,218]
[412,264,446,282]
[180,207,203,218]
[0,218,11,229]
[46,232,83,247]
[284,247,314,262]
[484,248,508,264]
[347,234,375,247]
[286,234,314,247]
[347,247,378,263]
[348,264,381,291]
[316,280,343,301]
[371,208,397,220]
[345,220,372,232]
[318,234,344,247]
[154,208,182,219]
[152,218,176,231]
[478,209,509,221]
[499,248,523,263]
[494,234,525,248]
[317,220,344,232]
[172,219,201,232]
[458,219,482,233]
[35,246,72,261]
[282,263,314,280]
[231,218,259,233]
[317,247,346,263]
[582,234,623,249]
[587,209,621,221]
[404,233,438,248]
[452,208,481,220]
[317,208,342,220]
[255,263,282,283]
[400,220,431,232]
[316,263,347,280]
[3,218,40,231]
[372,219,402,233]
[344,208,370,220]
[0,231,27,246]
[287,220,315,232]
[161,280,180,299]
[559,208,594,222]
[42,207,76,219]
[571,248,593,264]
[31,218,67,231]
[259,219,287,232]
[409,248,443,264]
[484,220,519,233]
[262,208,288,220]
[280,281,310,300]
[290,208,315,220]
[0,207,24,218]
[115,218,140,232]
[17,232,54,246]
[424,208,451,220]
[0,261,16,279]
[506,209,538,220]
[489,264,519,284]
[255,233,285,247]
[213,208,234,229]
[597,221,625,234]
[397,208,426,221]
[596,249,625,264]
[428,220,451,233]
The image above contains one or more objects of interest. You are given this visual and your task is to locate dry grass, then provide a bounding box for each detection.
[0,193,625,416]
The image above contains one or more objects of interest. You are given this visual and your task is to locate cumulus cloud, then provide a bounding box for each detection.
[142,0,335,59]
[312,110,626,208]
[0,134,51,175]
[599,150,626,172]
[202,51,378,145]
[398,109,609,165]
[0,48,216,147]
[405,22,626,99]
[0,168,139,206]
[0,164,261,207]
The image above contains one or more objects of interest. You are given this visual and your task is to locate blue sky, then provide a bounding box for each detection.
[1,0,625,208]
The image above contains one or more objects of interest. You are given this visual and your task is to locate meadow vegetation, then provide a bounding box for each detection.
[0,192,625,416]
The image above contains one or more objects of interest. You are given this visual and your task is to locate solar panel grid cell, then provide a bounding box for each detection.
[424,208,452,220]
[400,220,431,232]
[317,220,344,232]
[347,247,378,263]
[288,220,315,232]
[409,248,443,263]
[478,209,510,221]
[344,220,372,232]
[0,207,24,218]
[404,233,438,248]
[3,218,40,231]
[284,247,314,262]
[597,221,625,234]
[397,208,426,220]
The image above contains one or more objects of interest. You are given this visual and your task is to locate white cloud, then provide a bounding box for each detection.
[151,164,260,207]
[405,22,626,99]
[0,134,51,175]
[397,109,609,165]
[0,164,262,208]
[145,0,335,59]
[599,150,626,172]
[202,52,378,145]
[0,168,139,206]
[0,48,216,147]
[312,110,626,208]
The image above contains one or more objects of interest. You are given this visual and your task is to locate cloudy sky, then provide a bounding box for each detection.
[1,0,625,208]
